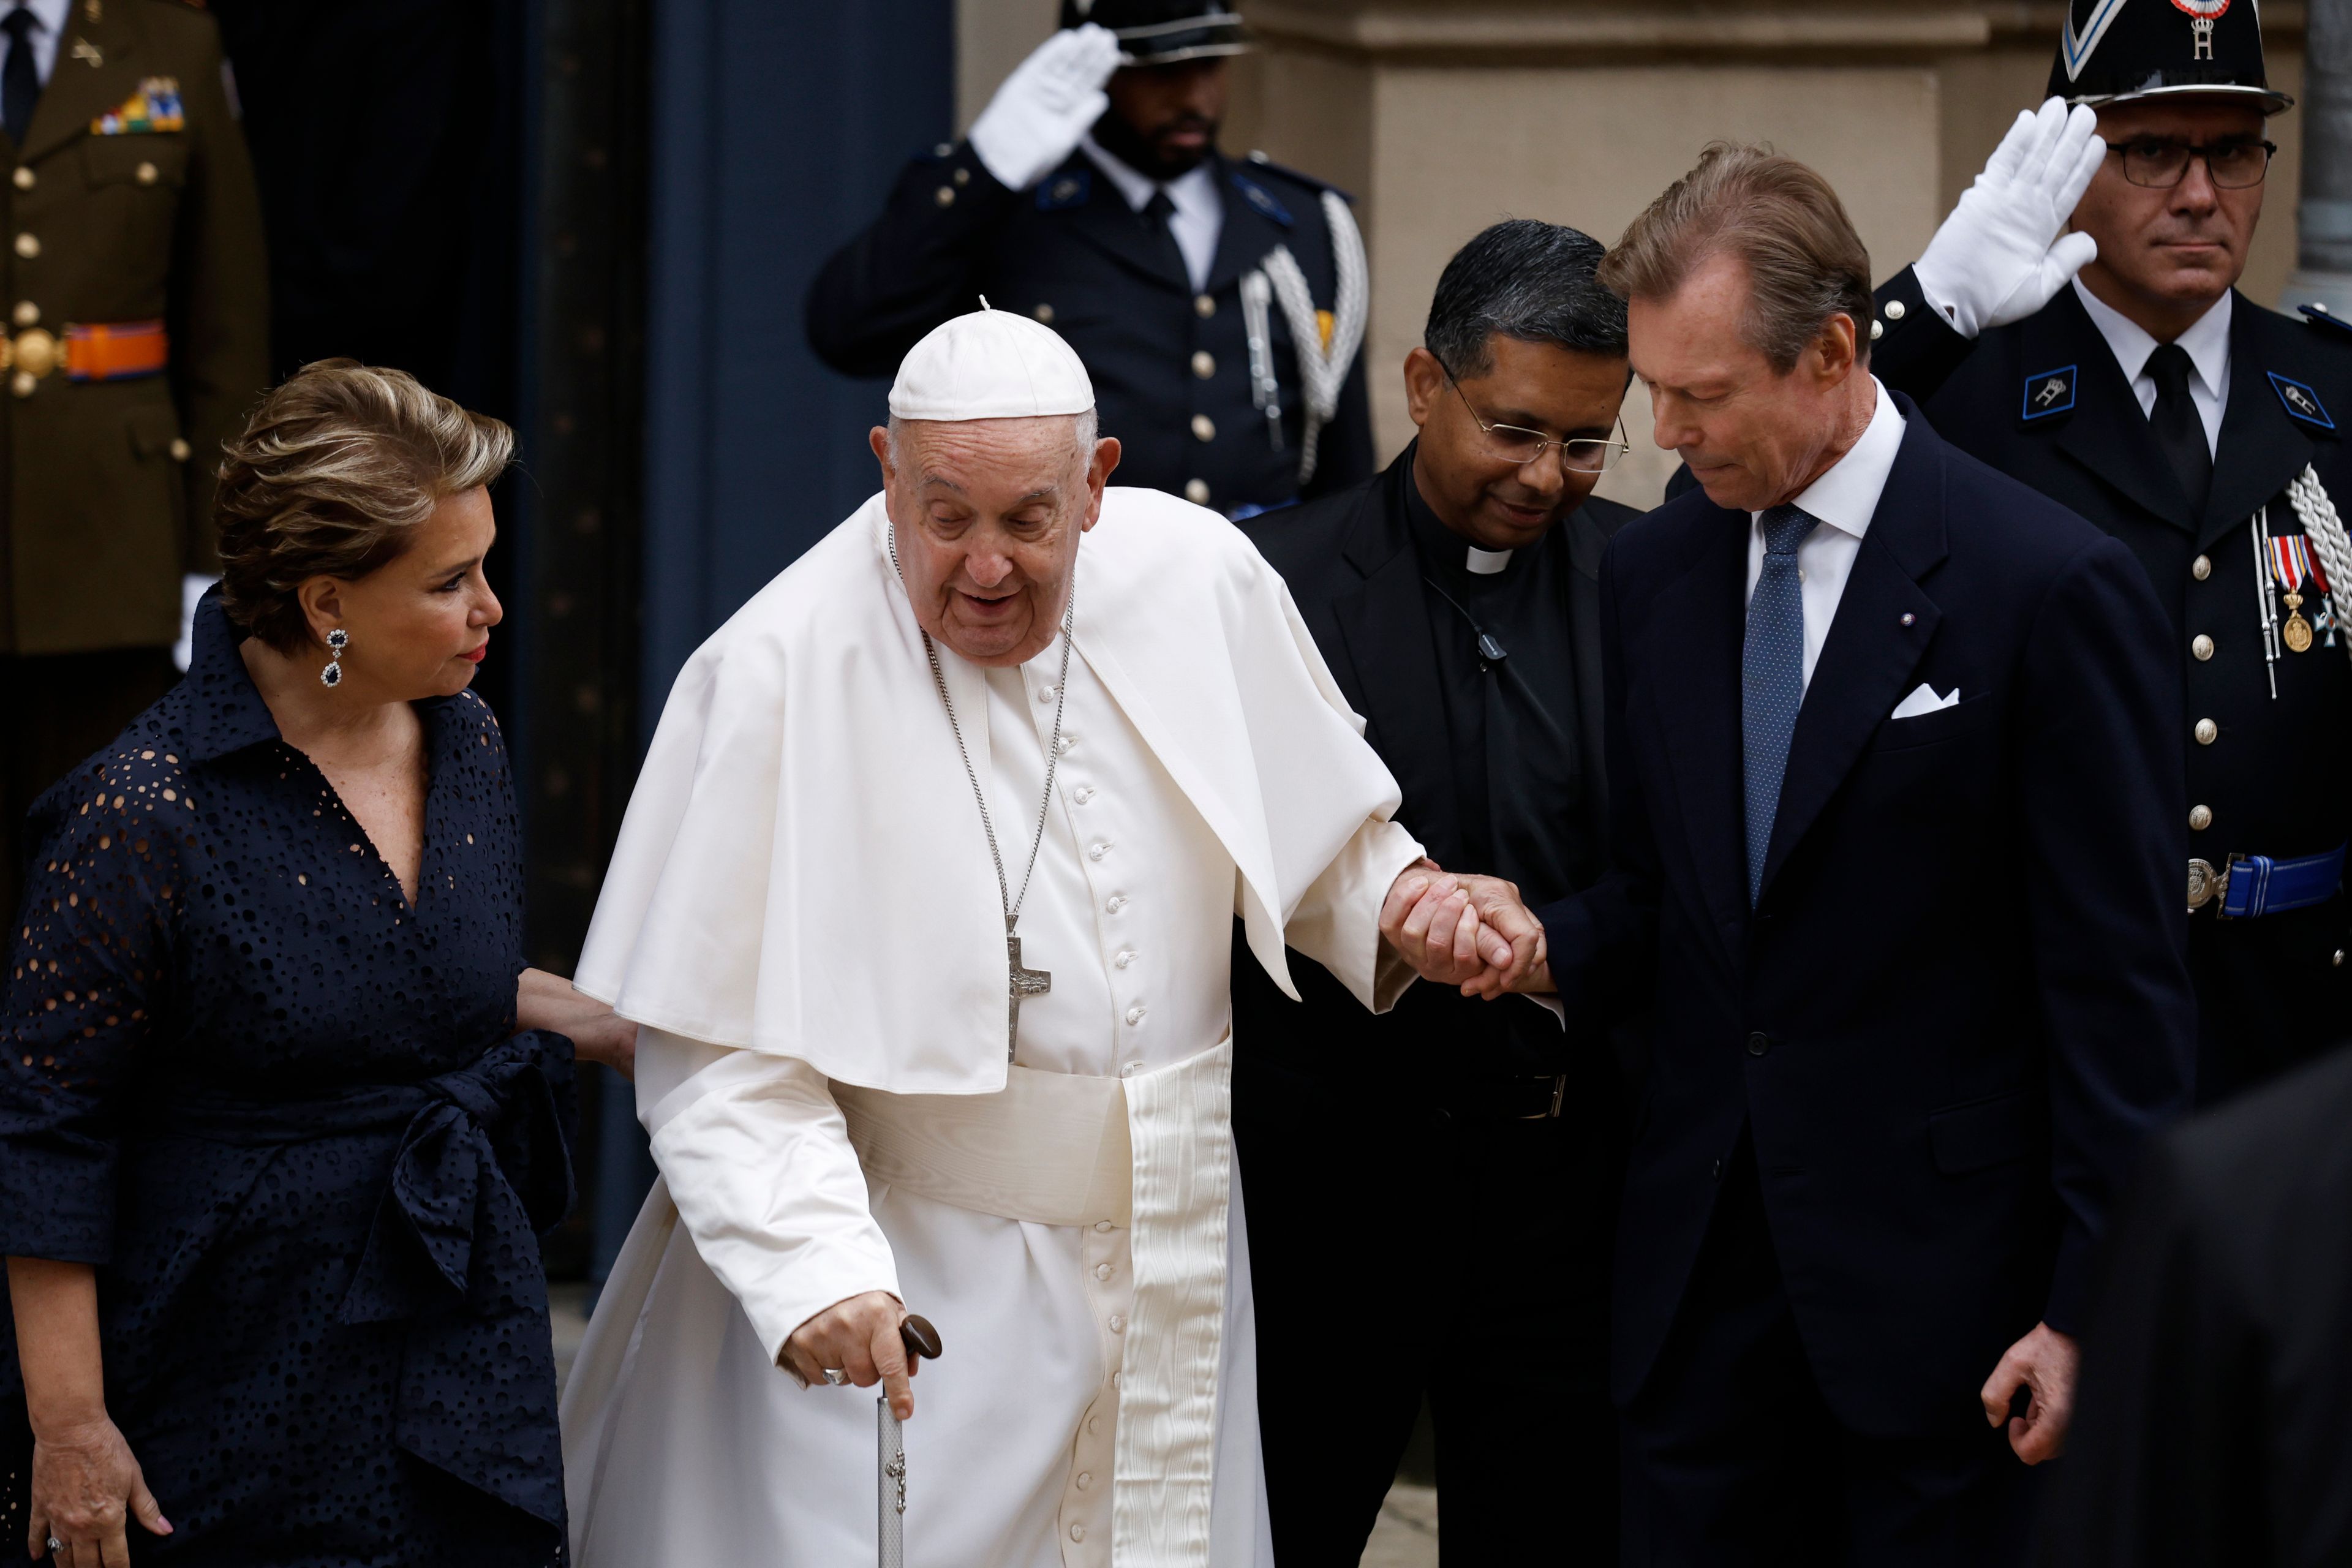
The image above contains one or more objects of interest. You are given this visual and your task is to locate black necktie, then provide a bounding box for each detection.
[1142,188,1187,284]
[2147,342,2213,517]
[1,7,36,149]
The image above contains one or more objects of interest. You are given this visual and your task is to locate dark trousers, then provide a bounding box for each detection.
[1235,1051,1621,1566]
[2,647,179,920]
[1619,1136,2040,1568]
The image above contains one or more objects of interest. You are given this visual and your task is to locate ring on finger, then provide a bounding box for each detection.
[823,1368,849,1385]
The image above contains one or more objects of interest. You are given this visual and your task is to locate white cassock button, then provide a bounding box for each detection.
[1125,1005,1146,1025]
[1106,894,1127,912]
[2195,718,2218,745]
[1095,1221,1112,1232]
[1071,1524,1086,1543]
[1074,786,1095,803]
[1094,1263,1112,1280]
[1077,1472,1092,1490]
[1115,949,1135,968]
[1087,1415,1100,1435]
[1057,735,1075,754]
[1109,1315,1126,1332]
[1089,842,1110,861]
[1037,686,1055,703]
[1885,300,1906,321]
[2193,554,2212,581]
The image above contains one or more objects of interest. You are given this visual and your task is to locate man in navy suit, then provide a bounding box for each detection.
[1385,146,2196,1563]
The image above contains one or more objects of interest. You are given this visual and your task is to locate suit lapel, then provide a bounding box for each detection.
[2199,293,2320,551]
[2037,289,2203,533]
[1757,409,1946,902]
[1330,454,1463,862]
[1646,507,1751,964]
[21,0,138,165]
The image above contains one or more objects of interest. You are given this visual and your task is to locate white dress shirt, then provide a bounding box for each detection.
[6,0,69,86]
[1081,134,1223,293]
[2073,278,2231,459]
[1746,375,1907,688]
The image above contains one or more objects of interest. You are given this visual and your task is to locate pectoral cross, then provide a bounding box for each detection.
[1006,918,1050,1060]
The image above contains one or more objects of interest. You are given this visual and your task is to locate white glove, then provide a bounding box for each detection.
[967,24,1122,194]
[1913,97,2106,339]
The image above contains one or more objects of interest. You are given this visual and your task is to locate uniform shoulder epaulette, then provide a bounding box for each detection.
[1237,149,1354,206]
[2299,301,2352,344]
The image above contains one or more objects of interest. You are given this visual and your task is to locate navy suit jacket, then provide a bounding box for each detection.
[1540,395,2197,1434]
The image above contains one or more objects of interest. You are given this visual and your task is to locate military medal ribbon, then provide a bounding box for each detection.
[2271,533,2319,653]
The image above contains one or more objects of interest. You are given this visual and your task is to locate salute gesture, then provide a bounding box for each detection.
[966,23,1123,191]
[1913,96,2106,337]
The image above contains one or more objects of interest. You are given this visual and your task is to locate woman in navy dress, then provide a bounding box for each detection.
[0,362,633,1566]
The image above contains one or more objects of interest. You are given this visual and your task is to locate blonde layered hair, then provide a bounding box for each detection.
[215,360,514,652]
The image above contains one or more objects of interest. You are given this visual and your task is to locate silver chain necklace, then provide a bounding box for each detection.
[889,527,1074,1058]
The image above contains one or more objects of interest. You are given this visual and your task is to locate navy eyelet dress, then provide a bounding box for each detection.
[0,589,577,1566]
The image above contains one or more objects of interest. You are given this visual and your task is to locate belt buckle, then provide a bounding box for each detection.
[1520,1073,1568,1121]
[2188,855,2247,917]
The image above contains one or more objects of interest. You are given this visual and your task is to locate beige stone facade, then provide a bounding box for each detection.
[956,1,2310,508]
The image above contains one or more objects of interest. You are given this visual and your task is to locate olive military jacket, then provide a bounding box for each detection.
[1,0,268,655]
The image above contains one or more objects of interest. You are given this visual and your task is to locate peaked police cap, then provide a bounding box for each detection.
[1058,0,1247,65]
[2048,0,2293,114]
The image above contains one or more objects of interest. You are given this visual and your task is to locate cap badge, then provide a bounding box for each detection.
[2022,364,2078,421]
[2174,0,2231,59]
[2269,372,2335,432]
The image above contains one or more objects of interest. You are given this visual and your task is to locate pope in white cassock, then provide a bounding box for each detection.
[557,307,1536,1567]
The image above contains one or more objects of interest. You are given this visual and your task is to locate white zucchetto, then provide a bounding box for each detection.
[888,304,1096,421]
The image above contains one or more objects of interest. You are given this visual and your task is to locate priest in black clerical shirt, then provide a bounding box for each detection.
[1234,219,1639,1564]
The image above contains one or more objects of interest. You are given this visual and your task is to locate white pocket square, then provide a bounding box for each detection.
[1890,683,1961,720]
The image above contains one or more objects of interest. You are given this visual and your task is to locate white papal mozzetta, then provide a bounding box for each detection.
[558,310,1441,1567]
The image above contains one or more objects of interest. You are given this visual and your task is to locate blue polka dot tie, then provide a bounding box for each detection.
[1743,504,1814,907]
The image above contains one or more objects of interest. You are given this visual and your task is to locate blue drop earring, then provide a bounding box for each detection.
[319,627,349,687]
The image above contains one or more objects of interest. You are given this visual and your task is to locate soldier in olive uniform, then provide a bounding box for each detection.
[806,0,1373,519]
[0,0,268,919]
[1868,1,2350,1102]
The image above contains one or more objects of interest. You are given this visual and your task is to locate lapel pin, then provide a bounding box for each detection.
[1901,613,1917,626]
[70,39,102,67]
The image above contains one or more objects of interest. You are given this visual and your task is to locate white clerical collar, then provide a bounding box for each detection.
[1464,546,1513,575]
[1751,375,1905,540]
[2073,278,2231,406]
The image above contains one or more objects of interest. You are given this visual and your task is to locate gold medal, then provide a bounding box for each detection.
[2285,590,2315,653]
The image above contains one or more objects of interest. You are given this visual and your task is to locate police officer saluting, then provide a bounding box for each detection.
[807,0,1373,518]
[1870,0,2347,1102]
[0,0,268,921]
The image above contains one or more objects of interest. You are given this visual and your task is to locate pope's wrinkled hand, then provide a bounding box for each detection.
[1380,865,1545,995]
[782,1291,920,1421]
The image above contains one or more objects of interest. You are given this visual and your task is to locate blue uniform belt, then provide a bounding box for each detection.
[2187,843,2347,918]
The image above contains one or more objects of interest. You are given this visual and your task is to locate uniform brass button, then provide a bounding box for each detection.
[2188,804,2212,831]
[2192,634,2214,660]
[933,186,955,206]
[2195,717,2218,745]
[2335,950,2346,968]
[952,167,970,186]
[9,167,28,190]
[1034,303,1054,324]
[10,301,32,327]
[1869,319,1883,341]
[1746,1031,1771,1057]
[1194,293,1215,318]
[168,437,190,462]
[1184,478,1210,505]
[1191,413,1215,442]
[135,160,158,186]
[9,370,30,398]
[12,232,36,259]
[1885,300,1907,321]
[2192,554,2212,581]
[933,142,953,157]
[1191,350,1214,379]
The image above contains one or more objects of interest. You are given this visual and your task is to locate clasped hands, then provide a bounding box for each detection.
[1380,860,1553,999]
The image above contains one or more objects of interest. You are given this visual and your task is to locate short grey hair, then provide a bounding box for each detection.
[885,408,1100,470]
